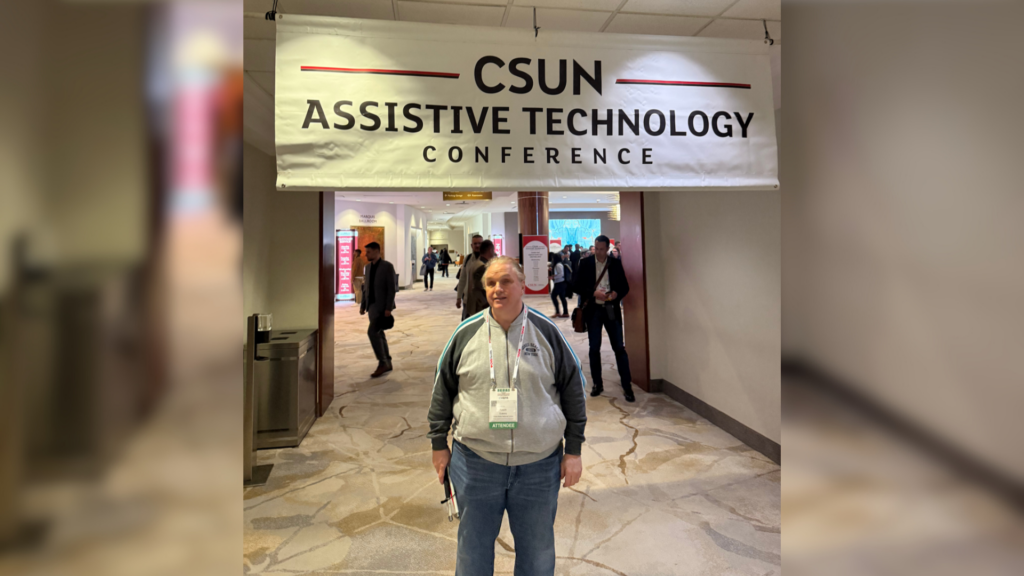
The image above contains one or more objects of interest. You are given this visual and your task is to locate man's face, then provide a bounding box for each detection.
[471,237,483,253]
[365,247,380,262]
[484,262,524,312]
[595,241,609,261]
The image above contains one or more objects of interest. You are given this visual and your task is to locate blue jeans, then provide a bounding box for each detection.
[550,281,568,315]
[449,441,562,576]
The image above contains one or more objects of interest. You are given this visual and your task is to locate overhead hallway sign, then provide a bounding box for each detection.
[275,15,778,191]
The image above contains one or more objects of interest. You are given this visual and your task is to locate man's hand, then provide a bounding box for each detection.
[359,309,366,316]
[594,289,608,301]
[433,449,451,484]
[384,309,392,317]
[456,298,462,309]
[561,454,583,488]
[606,291,617,301]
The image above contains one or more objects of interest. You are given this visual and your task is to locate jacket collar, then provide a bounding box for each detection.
[487,303,527,333]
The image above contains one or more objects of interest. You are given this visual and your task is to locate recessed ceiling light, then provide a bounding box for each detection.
[562,196,567,199]
[596,199,601,203]
[446,203,451,206]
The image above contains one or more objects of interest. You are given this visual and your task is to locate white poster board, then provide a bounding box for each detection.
[522,236,549,295]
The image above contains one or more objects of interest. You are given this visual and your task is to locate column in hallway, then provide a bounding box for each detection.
[517,191,549,247]
[619,192,651,392]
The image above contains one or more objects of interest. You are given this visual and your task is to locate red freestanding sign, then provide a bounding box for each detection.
[336,230,355,300]
[493,235,504,257]
[522,235,550,295]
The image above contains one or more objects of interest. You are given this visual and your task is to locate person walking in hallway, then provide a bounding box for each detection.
[571,245,581,273]
[464,240,495,318]
[572,235,634,402]
[549,252,569,319]
[456,234,483,320]
[422,247,438,291]
[439,248,452,278]
[359,242,396,378]
[428,256,587,576]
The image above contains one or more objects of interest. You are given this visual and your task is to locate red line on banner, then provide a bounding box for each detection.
[301,66,459,79]
[616,79,750,89]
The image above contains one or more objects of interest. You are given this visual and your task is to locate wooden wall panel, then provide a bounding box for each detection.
[619,192,650,392]
[318,192,335,416]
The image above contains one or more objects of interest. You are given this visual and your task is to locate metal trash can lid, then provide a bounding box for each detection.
[256,328,317,352]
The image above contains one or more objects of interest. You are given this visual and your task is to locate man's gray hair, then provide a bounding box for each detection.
[484,256,526,283]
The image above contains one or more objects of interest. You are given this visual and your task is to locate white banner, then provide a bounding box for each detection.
[275,15,778,191]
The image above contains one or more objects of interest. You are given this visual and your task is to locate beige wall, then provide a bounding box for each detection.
[783,5,1024,478]
[243,144,320,332]
[335,199,428,287]
[645,190,781,444]
[44,4,147,267]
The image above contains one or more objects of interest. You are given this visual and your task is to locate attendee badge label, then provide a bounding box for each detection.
[489,388,518,429]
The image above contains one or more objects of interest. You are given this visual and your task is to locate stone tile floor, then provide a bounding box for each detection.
[243,275,780,575]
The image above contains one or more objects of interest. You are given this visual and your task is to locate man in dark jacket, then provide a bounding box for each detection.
[570,244,581,273]
[571,235,634,401]
[360,242,397,377]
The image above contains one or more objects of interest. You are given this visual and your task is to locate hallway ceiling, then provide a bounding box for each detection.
[335,191,621,227]
[244,0,782,157]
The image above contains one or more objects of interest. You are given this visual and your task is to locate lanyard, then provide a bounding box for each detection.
[487,306,529,390]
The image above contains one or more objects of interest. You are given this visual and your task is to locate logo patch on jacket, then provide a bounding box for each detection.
[523,343,540,357]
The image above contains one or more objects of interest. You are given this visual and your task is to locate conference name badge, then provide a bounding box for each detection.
[489,388,518,429]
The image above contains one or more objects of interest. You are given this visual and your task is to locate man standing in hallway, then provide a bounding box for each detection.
[571,244,581,274]
[422,247,438,292]
[465,240,495,317]
[572,235,634,402]
[359,242,396,378]
[428,256,587,576]
[456,234,483,319]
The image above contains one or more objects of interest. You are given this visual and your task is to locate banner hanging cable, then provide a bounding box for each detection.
[266,0,279,21]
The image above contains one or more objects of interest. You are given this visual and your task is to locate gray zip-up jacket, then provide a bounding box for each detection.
[428,306,587,466]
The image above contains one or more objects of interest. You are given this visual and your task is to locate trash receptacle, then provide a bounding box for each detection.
[254,328,318,449]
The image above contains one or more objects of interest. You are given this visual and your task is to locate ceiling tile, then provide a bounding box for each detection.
[244,0,275,12]
[397,1,506,26]
[506,7,611,33]
[405,0,508,7]
[243,39,275,72]
[244,15,276,40]
[621,0,734,18]
[698,17,765,40]
[605,13,710,37]
[514,0,623,11]
[721,0,780,21]
[277,0,396,20]
[247,71,276,96]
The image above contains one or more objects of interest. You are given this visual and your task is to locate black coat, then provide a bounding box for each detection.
[570,249,581,272]
[572,255,629,319]
[360,259,397,317]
